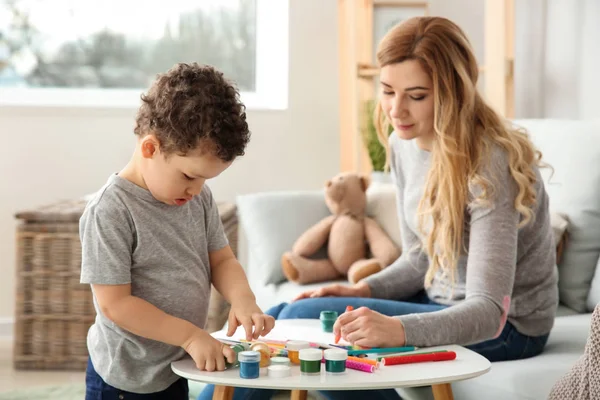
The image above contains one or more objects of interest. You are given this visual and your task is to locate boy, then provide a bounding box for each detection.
[80,63,275,399]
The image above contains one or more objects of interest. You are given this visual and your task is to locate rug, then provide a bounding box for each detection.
[0,384,86,400]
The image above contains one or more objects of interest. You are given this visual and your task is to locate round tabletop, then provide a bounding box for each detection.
[171,319,491,391]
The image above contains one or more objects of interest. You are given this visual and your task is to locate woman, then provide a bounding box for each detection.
[199,15,558,400]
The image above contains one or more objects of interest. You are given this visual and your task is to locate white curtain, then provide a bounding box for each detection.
[514,0,600,119]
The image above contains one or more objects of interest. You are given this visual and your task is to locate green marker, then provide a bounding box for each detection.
[348,345,416,356]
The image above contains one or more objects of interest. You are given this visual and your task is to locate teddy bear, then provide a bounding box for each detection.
[281,172,401,285]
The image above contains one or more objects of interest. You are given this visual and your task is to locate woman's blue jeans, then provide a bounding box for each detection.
[198,292,549,400]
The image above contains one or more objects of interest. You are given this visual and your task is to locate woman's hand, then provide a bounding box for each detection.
[333,307,406,348]
[292,281,371,302]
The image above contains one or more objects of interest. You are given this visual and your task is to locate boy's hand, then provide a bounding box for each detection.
[227,300,275,340]
[181,328,236,372]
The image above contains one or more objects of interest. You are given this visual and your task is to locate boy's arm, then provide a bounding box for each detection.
[210,245,275,339]
[94,283,236,371]
[92,283,201,348]
[209,245,255,306]
[202,185,255,305]
[201,185,273,338]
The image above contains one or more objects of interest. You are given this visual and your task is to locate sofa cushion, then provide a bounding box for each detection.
[237,191,329,286]
[587,257,600,310]
[237,184,403,289]
[551,212,569,265]
[513,119,600,312]
[366,182,402,250]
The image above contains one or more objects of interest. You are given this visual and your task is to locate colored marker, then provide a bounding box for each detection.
[239,338,327,349]
[380,350,457,366]
[218,339,243,345]
[334,305,354,344]
[376,350,448,361]
[328,343,351,350]
[348,356,379,367]
[321,358,375,373]
[239,339,284,348]
[347,346,416,356]
[346,359,375,373]
[270,348,289,357]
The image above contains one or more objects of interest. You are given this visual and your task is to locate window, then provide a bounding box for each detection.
[0,0,288,109]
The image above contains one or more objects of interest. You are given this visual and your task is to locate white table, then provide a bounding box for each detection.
[172,319,491,400]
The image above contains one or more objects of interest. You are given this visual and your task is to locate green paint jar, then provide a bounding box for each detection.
[225,343,247,369]
[320,311,338,333]
[324,348,348,373]
[299,348,322,375]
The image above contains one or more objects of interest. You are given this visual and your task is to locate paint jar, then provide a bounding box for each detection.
[250,342,271,368]
[299,348,322,375]
[320,311,338,333]
[324,348,348,374]
[270,356,291,367]
[268,364,291,378]
[224,343,247,369]
[285,340,310,365]
[238,351,261,379]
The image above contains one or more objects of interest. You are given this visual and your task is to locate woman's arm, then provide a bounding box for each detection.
[397,153,520,347]
[363,244,429,300]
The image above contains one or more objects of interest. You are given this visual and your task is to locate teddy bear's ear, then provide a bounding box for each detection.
[360,175,370,192]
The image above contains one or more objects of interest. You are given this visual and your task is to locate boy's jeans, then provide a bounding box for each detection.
[198,292,549,400]
[85,357,189,400]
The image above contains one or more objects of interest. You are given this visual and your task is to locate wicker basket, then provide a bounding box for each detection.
[13,198,237,371]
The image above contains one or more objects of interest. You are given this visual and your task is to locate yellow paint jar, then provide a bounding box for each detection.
[285,340,310,365]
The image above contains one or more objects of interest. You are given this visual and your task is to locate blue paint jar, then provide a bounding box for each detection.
[238,351,261,379]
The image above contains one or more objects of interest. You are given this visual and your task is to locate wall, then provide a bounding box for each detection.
[430,0,485,67]
[0,0,340,328]
[514,0,600,119]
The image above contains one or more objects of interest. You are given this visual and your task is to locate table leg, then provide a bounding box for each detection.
[212,385,234,400]
[290,389,308,400]
[431,383,454,400]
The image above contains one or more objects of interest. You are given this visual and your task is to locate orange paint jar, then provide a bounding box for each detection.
[285,340,310,365]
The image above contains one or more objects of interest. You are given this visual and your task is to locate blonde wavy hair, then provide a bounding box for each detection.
[374,16,544,288]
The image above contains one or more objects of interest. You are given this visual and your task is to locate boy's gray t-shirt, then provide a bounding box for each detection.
[80,174,228,393]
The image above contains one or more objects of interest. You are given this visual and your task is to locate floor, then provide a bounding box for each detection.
[0,337,85,392]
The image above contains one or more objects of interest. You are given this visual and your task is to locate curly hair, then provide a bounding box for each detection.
[134,62,250,161]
